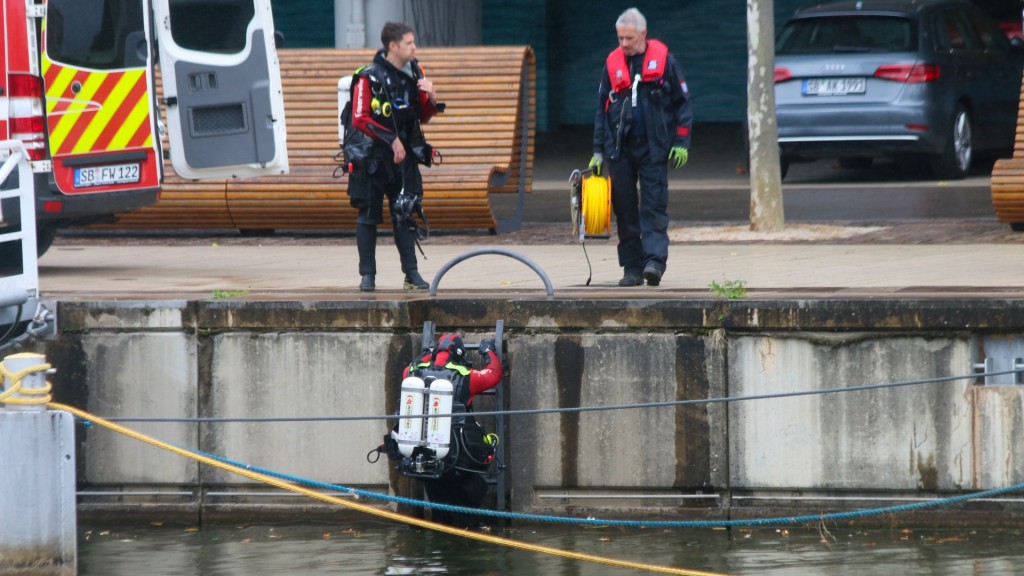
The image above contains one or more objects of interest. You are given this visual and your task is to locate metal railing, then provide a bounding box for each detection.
[0,140,54,352]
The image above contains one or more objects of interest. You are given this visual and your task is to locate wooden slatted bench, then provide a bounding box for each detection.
[101,46,535,232]
[991,76,1024,231]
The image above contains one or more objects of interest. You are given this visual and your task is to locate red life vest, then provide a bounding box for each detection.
[605,39,669,93]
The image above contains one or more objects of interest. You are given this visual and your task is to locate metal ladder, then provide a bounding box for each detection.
[419,319,508,512]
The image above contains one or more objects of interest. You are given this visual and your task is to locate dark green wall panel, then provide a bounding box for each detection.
[269,0,818,127]
[534,0,809,126]
[271,0,335,48]
[481,0,551,129]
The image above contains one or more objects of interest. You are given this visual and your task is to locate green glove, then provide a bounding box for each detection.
[668,146,688,169]
[588,153,604,176]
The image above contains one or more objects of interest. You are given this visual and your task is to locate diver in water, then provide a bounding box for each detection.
[383,332,503,527]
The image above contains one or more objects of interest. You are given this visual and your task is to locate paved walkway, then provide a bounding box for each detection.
[38,234,1024,299]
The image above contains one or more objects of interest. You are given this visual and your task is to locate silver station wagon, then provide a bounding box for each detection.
[774,0,1024,179]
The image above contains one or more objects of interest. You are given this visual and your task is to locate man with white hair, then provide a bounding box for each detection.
[590,7,693,287]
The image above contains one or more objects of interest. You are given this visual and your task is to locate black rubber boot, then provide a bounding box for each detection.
[404,270,428,290]
[359,275,375,292]
[393,222,419,276]
[643,265,663,287]
[356,223,377,277]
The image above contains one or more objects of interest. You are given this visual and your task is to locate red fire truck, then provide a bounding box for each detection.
[0,0,289,264]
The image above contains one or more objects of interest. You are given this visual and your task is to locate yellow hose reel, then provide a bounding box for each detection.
[569,169,611,240]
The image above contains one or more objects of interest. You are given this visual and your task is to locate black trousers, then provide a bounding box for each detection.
[607,135,670,276]
[353,156,422,276]
[421,471,488,528]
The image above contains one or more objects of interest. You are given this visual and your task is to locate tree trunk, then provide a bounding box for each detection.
[746,0,785,232]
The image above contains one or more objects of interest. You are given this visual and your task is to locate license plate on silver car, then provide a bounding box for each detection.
[802,77,866,96]
[74,163,141,188]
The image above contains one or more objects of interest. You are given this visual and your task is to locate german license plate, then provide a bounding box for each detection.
[74,163,140,188]
[802,77,866,96]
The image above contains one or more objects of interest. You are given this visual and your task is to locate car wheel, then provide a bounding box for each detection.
[838,157,873,170]
[780,156,790,180]
[35,224,58,257]
[1011,223,1024,232]
[930,105,972,180]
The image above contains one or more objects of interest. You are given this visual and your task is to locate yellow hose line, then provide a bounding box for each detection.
[581,174,611,236]
[0,354,52,406]
[48,401,729,576]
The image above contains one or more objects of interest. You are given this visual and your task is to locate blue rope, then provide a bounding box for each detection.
[70,366,1024,528]
[188,446,1024,529]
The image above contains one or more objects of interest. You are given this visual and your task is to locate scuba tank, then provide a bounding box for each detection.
[337,75,352,146]
[425,379,454,459]
[394,376,426,457]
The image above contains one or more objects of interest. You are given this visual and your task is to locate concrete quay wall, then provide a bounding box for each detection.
[35,296,1024,525]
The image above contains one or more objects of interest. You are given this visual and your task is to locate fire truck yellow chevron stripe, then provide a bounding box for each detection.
[42,66,78,115]
[47,71,109,154]
[108,87,152,150]
[44,66,152,156]
[73,70,146,154]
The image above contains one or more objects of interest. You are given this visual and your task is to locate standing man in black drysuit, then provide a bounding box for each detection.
[349,22,443,292]
[590,7,693,287]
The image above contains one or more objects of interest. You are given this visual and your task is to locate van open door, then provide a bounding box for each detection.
[41,0,162,195]
[151,0,288,179]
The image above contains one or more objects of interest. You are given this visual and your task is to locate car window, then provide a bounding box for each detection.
[776,16,914,55]
[966,8,1012,52]
[46,0,147,69]
[933,10,979,51]
[168,0,255,54]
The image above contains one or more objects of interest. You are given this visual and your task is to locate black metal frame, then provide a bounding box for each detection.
[419,319,507,512]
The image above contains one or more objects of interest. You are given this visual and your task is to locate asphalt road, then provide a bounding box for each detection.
[517,123,998,224]
[493,181,996,224]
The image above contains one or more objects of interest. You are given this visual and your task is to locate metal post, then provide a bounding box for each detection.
[0,353,76,576]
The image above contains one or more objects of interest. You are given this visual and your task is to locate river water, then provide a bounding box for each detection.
[77,521,1024,575]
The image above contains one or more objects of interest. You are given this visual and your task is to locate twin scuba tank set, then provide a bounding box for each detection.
[385,371,499,479]
[392,373,458,477]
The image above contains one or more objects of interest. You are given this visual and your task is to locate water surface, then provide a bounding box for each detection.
[78,522,1024,575]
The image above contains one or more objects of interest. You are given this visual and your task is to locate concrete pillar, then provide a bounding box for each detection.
[335,0,367,48]
[364,0,403,48]
[0,353,76,576]
[335,0,483,48]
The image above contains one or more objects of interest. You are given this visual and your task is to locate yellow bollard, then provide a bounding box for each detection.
[0,352,53,410]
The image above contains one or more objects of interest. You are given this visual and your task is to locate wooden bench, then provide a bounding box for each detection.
[101,46,536,232]
[991,75,1024,231]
